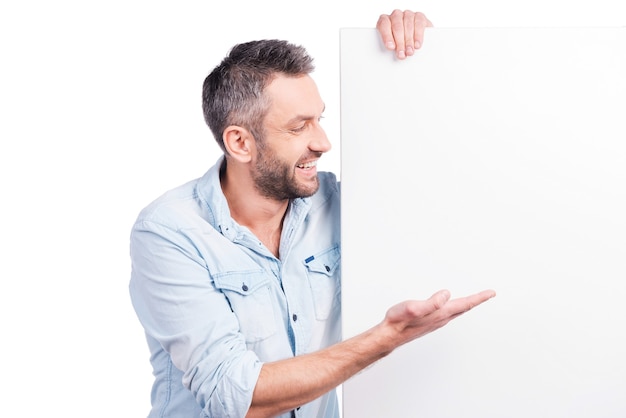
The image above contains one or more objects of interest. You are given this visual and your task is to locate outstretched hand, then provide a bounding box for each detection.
[376,9,433,60]
[383,289,497,348]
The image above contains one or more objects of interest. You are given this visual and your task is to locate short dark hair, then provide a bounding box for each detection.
[202,39,315,153]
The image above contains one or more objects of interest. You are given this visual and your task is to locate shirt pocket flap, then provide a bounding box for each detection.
[303,246,341,276]
[213,270,269,296]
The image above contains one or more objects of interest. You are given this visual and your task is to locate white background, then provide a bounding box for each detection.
[1,1,624,416]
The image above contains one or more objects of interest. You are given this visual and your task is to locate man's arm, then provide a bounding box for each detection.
[247,289,496,417]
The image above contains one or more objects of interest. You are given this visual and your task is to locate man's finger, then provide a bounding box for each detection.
[413,12,433,50]
[376,14,395,51]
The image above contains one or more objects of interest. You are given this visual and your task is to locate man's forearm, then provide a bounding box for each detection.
[246,323,392,418]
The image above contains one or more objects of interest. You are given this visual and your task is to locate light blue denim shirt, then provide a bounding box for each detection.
[129,156,342,418]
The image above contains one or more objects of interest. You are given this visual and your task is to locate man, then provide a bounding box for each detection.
[129,10,496,418]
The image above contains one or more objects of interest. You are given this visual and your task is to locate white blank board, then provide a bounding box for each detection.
[340,28,626,418]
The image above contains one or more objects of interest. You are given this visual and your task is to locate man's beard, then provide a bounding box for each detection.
[252,146,320,200]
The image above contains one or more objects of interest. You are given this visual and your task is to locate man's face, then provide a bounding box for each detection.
[252,74,330,200]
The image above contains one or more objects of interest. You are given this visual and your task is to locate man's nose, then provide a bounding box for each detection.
[310,125,332,153]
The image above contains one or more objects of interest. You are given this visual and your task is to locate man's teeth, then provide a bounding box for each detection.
[298,161,317,169]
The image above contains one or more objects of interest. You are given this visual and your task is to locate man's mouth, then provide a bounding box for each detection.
[297,160,318,170]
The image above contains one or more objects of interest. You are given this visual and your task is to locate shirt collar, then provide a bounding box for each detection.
[196,155,312,242]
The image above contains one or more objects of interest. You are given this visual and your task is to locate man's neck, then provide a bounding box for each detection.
[221,162,289,258]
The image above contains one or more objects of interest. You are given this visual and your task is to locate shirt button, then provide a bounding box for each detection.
[242,283,249,292]
[324,264,330,272]
[292,314,298,322]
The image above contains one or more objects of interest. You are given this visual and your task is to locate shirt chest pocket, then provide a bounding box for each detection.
[213,271,277,343]
[304,246,341,321]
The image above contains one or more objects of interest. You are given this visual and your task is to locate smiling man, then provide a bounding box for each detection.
[129,10,495,418]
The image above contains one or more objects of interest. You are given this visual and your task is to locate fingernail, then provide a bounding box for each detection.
[386,41,395,50]
[398,50,406,59]
[406,46,414,55]
[415,41,421,49]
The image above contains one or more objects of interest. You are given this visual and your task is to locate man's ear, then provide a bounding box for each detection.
[223,125,254,163]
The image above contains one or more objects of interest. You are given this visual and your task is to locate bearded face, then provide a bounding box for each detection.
[252,141,321,200]
[249,74,330,201]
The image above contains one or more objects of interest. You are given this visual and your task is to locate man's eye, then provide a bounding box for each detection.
[291,124,307,133]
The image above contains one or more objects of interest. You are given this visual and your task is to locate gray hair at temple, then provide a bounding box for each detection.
[202,39,316,153]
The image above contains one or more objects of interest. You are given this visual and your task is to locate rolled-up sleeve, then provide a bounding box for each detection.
[129,217,262,417]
